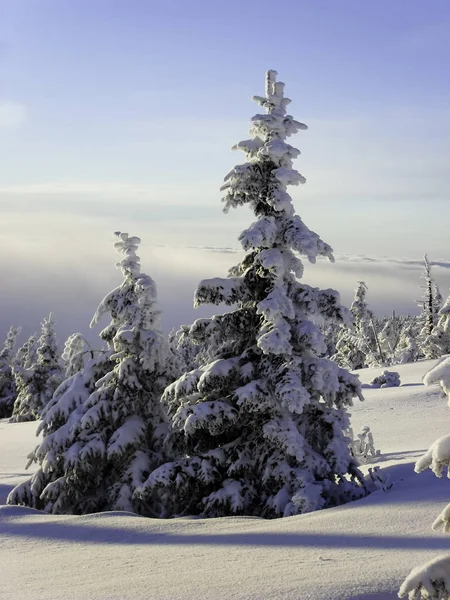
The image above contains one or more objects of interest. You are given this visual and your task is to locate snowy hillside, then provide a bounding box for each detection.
[2,358,450,600]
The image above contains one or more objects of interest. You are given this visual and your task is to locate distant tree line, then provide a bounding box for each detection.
[324,255,450,370]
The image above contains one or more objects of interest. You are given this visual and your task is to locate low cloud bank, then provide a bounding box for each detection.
[0,238,446,349]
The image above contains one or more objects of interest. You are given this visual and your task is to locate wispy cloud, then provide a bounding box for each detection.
[177,246,450,271]
[0,181,201,196]
[335,255,450,270]
[0,102,27,128]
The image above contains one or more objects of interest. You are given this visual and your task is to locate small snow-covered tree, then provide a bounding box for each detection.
[436,293,450,354]
[333,282,380,369]
[12,334,39,407]
[11,316,63,422]
[394,323,420,364]
[7,343,111,513]
[136,70,366,519]
[399,358,450,598]
[420,291,450,360]
[434,284,443,318]
[0,326,21,418]
[61,333,95,378]
[15,333,38,370]
[9,233,175,515]
[378,313,402,364]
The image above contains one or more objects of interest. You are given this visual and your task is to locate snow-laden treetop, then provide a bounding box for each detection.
[88,233,163,365]
[220,70,333,272]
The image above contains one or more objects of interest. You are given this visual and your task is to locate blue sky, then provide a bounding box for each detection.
[1,1,450,340]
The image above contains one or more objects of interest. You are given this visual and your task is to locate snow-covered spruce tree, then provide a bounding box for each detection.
[7,335,111,513]
[332,282,380,369]
[398,359,450,599]
[0,326,21,418]
[136,70,367,519]
[11,316,63,422]
[8,233,175,514]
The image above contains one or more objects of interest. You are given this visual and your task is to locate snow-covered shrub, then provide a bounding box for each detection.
[370,370,400,389]
[399,359,450,598]
[367,466,391,492]
[399,555,450,599]
[8,233,177,515]
[11,316,63,422]
[347,426,378,462]
[0,326,20,418]
[136,70,367,519]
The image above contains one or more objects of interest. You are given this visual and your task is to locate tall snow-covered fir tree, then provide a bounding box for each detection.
[0,326,21,418]
[333,282,380,369]
[11,316,63,422]
[8,233,176,515]
[417,255,443,359]
[136,70,366,519]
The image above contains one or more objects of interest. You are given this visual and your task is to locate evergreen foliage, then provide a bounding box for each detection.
[378,314,401,362]
[8,233,176,514]
[136,70,366,519]
[11,316,62,422]
[333,282,380,369]
[0,326,21,418]
[417,255,443,359]
[394,322,420,364]
[421,290,450,359]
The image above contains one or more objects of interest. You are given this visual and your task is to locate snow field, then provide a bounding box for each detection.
[2,359,450,599]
